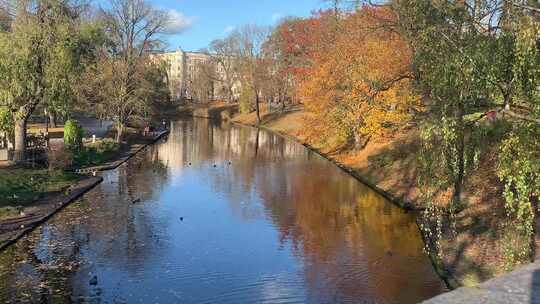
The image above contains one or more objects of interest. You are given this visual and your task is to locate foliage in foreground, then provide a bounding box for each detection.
[0,0,102,160]
[395,0,540,268]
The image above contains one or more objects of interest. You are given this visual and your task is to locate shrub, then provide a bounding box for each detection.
[64,119,84,151]
[73,138,120,167]
[90,138,119,154]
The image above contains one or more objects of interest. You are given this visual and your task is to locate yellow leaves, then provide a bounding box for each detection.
[299,6,418,148]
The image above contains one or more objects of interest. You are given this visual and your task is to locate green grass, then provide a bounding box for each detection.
[0,169,82,215]
[73,138,120,167]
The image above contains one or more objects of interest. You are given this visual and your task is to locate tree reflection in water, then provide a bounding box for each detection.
[0,118,444,304]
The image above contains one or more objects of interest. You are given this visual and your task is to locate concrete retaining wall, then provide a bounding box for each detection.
[423,261,540,303]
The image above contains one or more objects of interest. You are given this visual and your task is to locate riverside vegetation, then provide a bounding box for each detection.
[195,0,540,287]
[0,0,171,219]
[1,0,540,290]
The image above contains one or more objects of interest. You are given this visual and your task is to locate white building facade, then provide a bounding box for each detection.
[151,49,239,102]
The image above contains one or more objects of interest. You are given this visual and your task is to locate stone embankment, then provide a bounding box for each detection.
[423,261,540,303]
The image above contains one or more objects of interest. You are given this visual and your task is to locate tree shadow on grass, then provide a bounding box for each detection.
[259,106,303,125]
[358,134,432,208]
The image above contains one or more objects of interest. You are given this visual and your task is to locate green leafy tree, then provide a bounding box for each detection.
[0,106,13,148]
[63,119,83,151]
[395,0,540,264]
[495,1,540,266]
[396,0,489,210]
[0,0,94,161]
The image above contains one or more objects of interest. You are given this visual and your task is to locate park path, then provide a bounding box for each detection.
[75,116,114,138]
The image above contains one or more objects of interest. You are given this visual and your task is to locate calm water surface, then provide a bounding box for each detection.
[0,118,445,303]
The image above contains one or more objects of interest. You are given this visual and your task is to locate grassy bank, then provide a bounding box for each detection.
[73,138,120,167]
[232,104,514,288]
[0,169,83,218]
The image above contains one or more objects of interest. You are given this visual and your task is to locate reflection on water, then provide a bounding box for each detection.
[0,118,445,303]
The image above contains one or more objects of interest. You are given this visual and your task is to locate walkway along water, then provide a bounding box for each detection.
[423,260,540,303]
[0,118,445,303]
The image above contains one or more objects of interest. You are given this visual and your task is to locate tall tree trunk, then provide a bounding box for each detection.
[453,103,466,211]
[228,86,234,103]
[255,93,261,124]
[13,117,27,162]
[354,133,368,150]
[503,91,511,112]
[116,122,124,143]
[49,111,57,128]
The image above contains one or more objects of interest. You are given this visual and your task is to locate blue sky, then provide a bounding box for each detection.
[152,0,326,51]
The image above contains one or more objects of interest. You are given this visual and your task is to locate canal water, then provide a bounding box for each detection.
[0,118,445,303]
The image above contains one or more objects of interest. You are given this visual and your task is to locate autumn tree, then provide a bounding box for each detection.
[189,58,217,103]
[268,13,335,88]
[299,6,418,150]
[263,19,303,110]
[79,55,168,137]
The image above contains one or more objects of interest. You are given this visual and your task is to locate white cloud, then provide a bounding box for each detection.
[164,9,195,35]
[271,13,283,23]
[223,26,235,35]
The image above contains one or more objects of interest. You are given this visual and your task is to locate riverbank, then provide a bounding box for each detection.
[75,130,169,173]
[0,126,169,252]
[232,105,425,209]
[0,175,103,251]
[231,104,523,290]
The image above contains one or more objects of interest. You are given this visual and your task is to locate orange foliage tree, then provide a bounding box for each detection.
[299,7,419,149]
[265,11,336,103]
